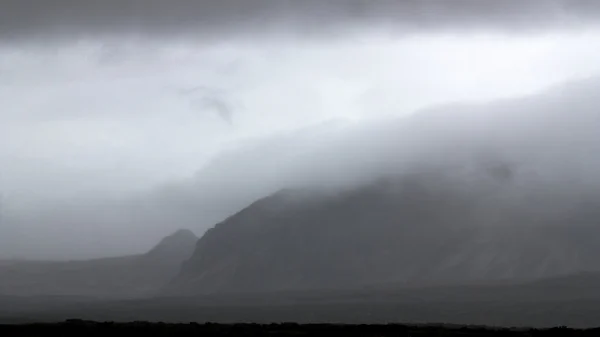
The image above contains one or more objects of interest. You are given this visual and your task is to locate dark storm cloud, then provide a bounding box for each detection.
[1,0,600,42]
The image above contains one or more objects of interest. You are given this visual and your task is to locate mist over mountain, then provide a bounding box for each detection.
[5,75,599,261]
[5,25,600,260]
[164,76,600,295]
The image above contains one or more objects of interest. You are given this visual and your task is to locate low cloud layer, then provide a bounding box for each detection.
[6,33,599,206]
[3,72,600,259]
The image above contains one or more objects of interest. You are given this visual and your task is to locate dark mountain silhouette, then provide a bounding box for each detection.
[0,229,197,298]
[165,77,600,295]
[165,176,600,295]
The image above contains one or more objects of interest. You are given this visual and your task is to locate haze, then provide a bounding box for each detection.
[2,0,600,259]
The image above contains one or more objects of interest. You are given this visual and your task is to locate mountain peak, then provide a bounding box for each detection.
[167,229,197,241]
[145,229,198,261]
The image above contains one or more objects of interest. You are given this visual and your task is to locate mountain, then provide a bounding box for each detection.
[0,229,197,298]
[165,177,600,295]
[165,77,600,295]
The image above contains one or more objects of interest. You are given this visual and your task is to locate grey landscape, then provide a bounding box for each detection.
[2,0,600,329]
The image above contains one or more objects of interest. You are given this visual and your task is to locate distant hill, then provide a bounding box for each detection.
[0,229,197,298]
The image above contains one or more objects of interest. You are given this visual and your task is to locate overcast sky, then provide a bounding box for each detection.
[2,0,600,42]
[2,1,600,259]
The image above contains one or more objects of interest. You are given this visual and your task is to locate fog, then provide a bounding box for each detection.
[2,1,600,259]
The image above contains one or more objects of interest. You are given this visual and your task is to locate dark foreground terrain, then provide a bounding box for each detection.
[1,321,597,337]
[3,294,600,328]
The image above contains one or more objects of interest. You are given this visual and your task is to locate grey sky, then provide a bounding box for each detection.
[2,1,600,259]
[1,0,600,43]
